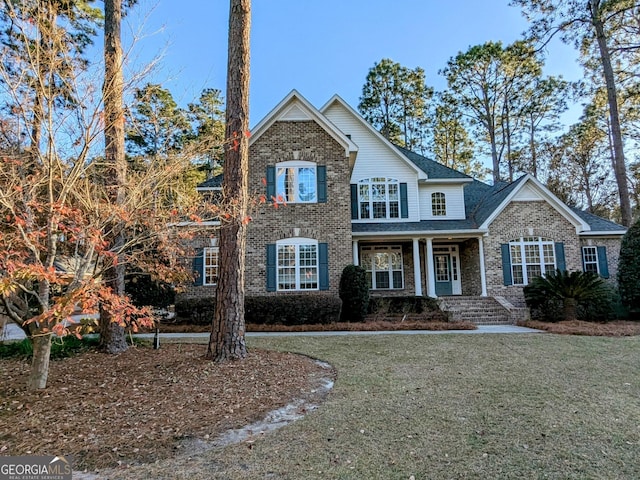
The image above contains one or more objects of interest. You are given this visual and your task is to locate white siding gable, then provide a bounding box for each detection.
[279,103,312,121]
[322,102,421,221]
[512,183,544,201]
[419,184,466,220]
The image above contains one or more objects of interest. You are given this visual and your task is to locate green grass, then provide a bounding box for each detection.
[0,336,100,360]
[115,334,640,479]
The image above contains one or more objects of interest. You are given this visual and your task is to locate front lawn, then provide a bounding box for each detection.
[116,333,639,479]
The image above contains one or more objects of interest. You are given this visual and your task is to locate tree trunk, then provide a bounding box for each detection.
[590,0,632,226]
[529,115,537,179]
[207,0,251,362]
[562,297,578,322]
[100,0,128,353]
[28,335,52,390]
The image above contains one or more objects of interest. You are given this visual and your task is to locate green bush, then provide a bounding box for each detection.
[125,273,176,309]
[245,295,341,325]
[367,296,446,320]
[524,269,617,322]
[339,265,369,322]
[174,297,216,325]
[618,219,640,315]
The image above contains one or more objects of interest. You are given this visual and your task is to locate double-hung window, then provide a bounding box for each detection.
[509,237,555,285]
[360,245,404,289]
[203,247,219,285]
[276,161,317,203]
[431,192,447,216]
[277,238,318,291]
[582,246,599,274]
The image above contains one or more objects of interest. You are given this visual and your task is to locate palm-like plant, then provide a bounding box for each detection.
[524,269,610,322]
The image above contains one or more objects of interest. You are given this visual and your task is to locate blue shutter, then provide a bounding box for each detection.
[597,246,609,278]
[317,166,327,203]
[350,184,358,220]
[500,244,512,286]
[554,242,566,272]
[400,183,408,218]
[193,248,204,286]
[319,243,329,291]
[266,166,276,201]
[266,244,276,292]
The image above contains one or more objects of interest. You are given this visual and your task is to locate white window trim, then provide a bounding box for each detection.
[357,177,400,220]
[509,237,556,286]
[431,192,447,216]
[582,246,599,274]
[276,237,319,291]
[361,245,404,290]
[275,160,317,204]
[203,246,219,286]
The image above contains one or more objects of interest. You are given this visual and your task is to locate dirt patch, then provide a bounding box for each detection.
[0,344,335,472]
[520,319,640,336]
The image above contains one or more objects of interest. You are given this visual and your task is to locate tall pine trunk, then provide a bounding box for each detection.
[100,0,128,353]
[589,0,631,226]
[207,0,251,362]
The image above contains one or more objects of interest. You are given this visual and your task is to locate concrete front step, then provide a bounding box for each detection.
[438,296,513,325]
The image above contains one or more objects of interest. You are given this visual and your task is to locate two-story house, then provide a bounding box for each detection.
[187,90,626,323]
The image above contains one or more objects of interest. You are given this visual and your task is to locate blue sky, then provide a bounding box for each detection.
[124,0,584,126]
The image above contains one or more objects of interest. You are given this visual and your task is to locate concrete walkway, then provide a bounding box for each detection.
[2,322,542,342]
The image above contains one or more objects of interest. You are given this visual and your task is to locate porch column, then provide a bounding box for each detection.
[412,238,423,296]
[426,237,436,298]
[478,236,487,297]
[352,240,359,266]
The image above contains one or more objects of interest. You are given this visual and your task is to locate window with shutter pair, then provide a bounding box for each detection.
[581,246,609,278]
[501,238,564,286]
[350,179,408,220]
[266,162,326,204]
[266,239,329,291]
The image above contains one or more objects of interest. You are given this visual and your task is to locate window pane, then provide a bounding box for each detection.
[204,248,218,285]
[372,184,386,200]
[360,202,371,219]
[374,252,389,271]
[585,263,598,273]
[392,270,403,289]
[389,201,399,218]
[524,244,540,263]
[543,244,555,264]
[512,265,524,285]
[510,245,522,264]
[527,264,542,280]
[373,202,387,218]
[388,183,399,200]
[297,167,317,202]
[359,184,370,200]
[375,271,390,289]
[276,167,295,202]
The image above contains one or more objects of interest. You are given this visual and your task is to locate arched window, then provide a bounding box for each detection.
[431,192,446,216]
[508,237,555,285]
[358,178,400,219]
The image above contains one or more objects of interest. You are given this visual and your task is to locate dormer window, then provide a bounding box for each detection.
[276,161,317,203]
[358,178,399,219]
[432,192,447,216]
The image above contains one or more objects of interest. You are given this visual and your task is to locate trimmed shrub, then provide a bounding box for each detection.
[367,296,446,321]
[339,265,369,322]
[174,297,216,325]
[618,219,640,315]
[125,273,175,309]
[245,294,341,325]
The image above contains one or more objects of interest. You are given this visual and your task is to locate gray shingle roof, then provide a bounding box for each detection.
[395,145,472,180]
[570,207,626,232]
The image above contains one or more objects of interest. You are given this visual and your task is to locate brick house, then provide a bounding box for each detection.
[187,90,626,323]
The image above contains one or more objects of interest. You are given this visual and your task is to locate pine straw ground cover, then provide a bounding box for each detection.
[0,344,335,473]
[521,320,640,336]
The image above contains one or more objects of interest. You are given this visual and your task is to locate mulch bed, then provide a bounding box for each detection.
[521,319,640,336]
[0,345,334,471]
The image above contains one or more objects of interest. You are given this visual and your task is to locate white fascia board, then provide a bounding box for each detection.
[420,178,474,184]
[249,89,358,158]
[479,174,590,234]
[352,228,487,239]
[579,230,626,237]
[319,94,427,180]
[196,187,222,192]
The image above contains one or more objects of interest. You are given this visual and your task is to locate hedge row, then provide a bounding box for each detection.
[174,294,446,326]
